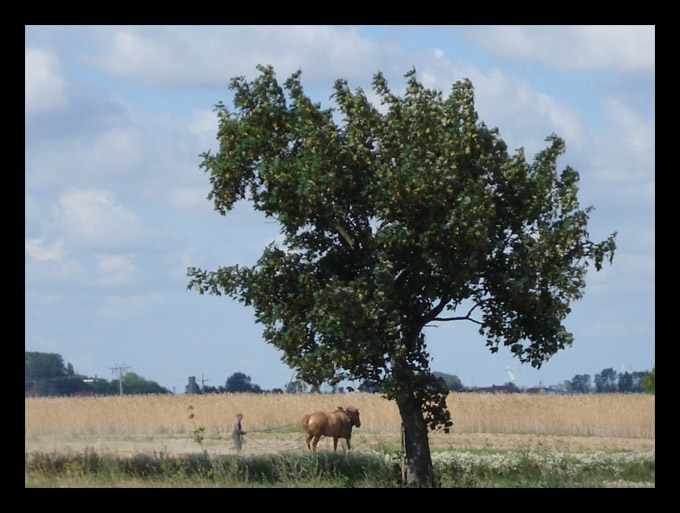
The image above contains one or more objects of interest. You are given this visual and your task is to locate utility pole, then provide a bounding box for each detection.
[110,364,131,395]
[201,373,209,393]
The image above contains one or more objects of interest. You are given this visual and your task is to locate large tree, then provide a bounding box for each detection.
[188,65,616,486]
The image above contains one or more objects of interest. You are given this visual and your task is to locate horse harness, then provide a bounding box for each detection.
[335,407,355,428]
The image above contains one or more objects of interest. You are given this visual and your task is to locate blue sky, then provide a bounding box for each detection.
[25,25,654,393]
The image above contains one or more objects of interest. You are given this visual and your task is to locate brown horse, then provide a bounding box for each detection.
[301,406,361,451]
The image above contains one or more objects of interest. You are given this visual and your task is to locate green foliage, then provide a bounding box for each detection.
[224,372,262,393]
[25,351,100,397]
[640,367,655,394]
[122,372,171,395]
[25,351,68,379]
[433,371,464,391]
[565,374,592,394]
[188,65,616,443]
[595,368,619,393]
[186,405,208,457]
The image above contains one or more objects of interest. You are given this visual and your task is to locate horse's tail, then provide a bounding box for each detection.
[301,414,311,433]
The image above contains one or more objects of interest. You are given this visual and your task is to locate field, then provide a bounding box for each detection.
[25,392,655,487]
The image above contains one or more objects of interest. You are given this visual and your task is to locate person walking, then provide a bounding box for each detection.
[232,413,247,452]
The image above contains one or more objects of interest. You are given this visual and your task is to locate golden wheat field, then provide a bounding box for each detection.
[25,392,655,456]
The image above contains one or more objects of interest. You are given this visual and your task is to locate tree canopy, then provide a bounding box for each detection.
[224,372,262,393]
[188,65,616,485]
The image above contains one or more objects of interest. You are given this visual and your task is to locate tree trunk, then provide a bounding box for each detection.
[396,391,434,487]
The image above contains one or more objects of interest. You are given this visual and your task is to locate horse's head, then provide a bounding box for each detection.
[340,406,361,428]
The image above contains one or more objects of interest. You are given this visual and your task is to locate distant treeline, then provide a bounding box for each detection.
[435,369,655,394]
[562,367,654,394]
[25,352,171,397]
[26,351,654,398]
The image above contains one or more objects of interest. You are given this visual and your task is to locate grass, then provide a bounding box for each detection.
[24,448,655,488]
[431,449,655,487]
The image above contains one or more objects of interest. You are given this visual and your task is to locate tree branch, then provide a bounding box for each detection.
[421,296,451,326]
[432,303,483,325]
[335,223,355,250]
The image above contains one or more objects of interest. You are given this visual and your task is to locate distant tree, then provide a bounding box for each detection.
[122,372,171,395]
[595,368,618,393]
[225,372,262,393]
[640,367,655,394]
[24,351,169,396]
[618,372,634,393]
[433,372,465,391]
[630,371,646,393]
[565,374,592,394]
[25,351,83,396]
[25,351,67,380]
[503,381,520,393]
[89,378,118,395]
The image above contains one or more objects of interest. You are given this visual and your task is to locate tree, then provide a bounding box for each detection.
[25,351,170,396]
[617,372,634,393]
[503,381,521,393]
[595,367,618,393]
[187,66,616,486]
[433,371,464,392]
[25,351,68,380]
[25,351,86,396]
[566,373,592,394]
[640,367,655,394]
[224,372,262,393]
[122,372,171,395]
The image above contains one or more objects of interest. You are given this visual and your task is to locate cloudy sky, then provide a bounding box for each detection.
[25,25,654,392]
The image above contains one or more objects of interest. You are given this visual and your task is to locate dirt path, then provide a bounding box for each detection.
[25,430,654,457]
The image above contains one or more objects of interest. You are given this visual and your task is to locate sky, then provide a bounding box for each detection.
[25,25,655,393]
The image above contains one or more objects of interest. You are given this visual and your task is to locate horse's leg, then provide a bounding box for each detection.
[333,437,338,451]
[305,433,313,451]
[312,435,321,452]
[346,437,351,451]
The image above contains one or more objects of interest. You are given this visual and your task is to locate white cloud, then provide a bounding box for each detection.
[188,109,218,141]
[604,97,654,161]
[25,47,67,116]
[85,25,381,88]
[55,189,148,250]
[460,25,654,73]
[169,187,208,210]
[96,292,168,320]
[177,247,197,270]
[82,126,146,176]
[95,253,137,287]
[25,238,82,286]
[588,251,655,297]
[587,97,655,186]
[25,238,65,262]
[474,69,586,154]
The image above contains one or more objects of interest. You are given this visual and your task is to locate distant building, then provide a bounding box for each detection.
[186,376,200,394]
[525,386,568,395]
[474,385,518,394]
